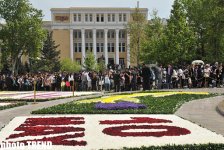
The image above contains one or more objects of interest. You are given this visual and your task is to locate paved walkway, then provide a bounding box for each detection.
[175,95,224,136]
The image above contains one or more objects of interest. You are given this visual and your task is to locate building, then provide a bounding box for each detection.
[46,7,148,67]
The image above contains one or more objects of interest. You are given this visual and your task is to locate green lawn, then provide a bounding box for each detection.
[32,94,214,114]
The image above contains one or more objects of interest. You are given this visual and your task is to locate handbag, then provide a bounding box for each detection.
[66,81,70,87]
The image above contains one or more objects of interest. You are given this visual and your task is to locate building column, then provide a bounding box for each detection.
[104,29,108,66]
[115,29,119,65]
[93,29,97,59]
[70,29,74,61]
[81,29,86,64]
[127,33,131,68]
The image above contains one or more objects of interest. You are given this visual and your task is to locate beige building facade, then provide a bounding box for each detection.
[46,7,148,67]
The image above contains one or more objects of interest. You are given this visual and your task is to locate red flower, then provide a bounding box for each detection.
[6,117,87,147]
[103,125,191,137]
[100,117,191,137]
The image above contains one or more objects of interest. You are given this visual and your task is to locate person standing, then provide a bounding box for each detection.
[142,64,151,91]
[166,64,173,89]
[114,71,121,92]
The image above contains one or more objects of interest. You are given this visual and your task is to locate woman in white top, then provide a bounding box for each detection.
[104,74,110,91]
[171,68,178,89]
[87,72,92,91]
[204,64,211,88]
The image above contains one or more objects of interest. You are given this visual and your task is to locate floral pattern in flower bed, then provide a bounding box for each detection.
[1,115,224,150]
[95,102,147,110]
[76,92,209,104]
[0,91,99,100]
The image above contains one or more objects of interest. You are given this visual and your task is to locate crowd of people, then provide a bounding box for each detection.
[0,62,224,92]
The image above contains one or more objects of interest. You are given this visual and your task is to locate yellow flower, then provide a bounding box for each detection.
[75,92,209,104]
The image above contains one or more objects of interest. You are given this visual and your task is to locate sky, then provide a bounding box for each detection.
[29,0,174,21]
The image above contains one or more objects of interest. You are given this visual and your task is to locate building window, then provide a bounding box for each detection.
[74,43,78,52]
[97,43,104,52]
[90,43,93,52]
[111,43,115,52]
[101,14,104,22]
[74,43,82,52]
[89,14,93,22]
[74,15,77,22]
[112,14,115,22]
[108,43,111,52]
[78,14,81,22]
[86,31,92,39]
[101,43,104,52]
[123,14,127,22]
[108,31,115,39]
[108,14,111,22]
[74,14,82,22]
[76,58,81,65]
[96,14,104,22]
[74,31,81,39]
[85,14,88,22]
[85,43,93,52]
[85,14,93,22]
[101,31,104,38]
[74,31,77,39]
[97,32,99,38]
[97,43,100,52]
[119,31,125,39]
[119,14,122,22]
[78,43,82,52]
[119,43,126,52]
[122,43,126,52]
[96,14,100,22]
[119,58,125,65]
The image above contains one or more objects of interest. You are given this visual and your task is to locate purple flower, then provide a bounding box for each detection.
[95,102,146,110]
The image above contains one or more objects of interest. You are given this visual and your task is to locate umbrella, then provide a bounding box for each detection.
[192,60,204,65]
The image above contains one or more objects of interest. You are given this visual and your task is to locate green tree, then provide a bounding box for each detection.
[164,0,196,64]
[141,10,167,64]
[0,0,46,74]
[126,7,147,65]
[83,51,97,71]
[183,0,224,62]
[96,60,106,73]
[31,31,60,72]
[60,58,81,73]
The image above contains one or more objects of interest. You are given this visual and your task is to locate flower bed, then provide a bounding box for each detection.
[32,93,214,114]
[95,102,146,110]
[0,91,100,101]
[0,115,224,150]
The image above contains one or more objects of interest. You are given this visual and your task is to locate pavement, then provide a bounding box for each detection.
[0,88,224,137]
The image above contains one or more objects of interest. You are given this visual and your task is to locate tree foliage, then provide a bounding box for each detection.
[183,0,224,62]
[126,7,147,65]
[0,0,46,74]
[60,58,81,73]
[164,0,197,64]
[31,31,60,72]
[141,10,167,64]
[83,51,97,71]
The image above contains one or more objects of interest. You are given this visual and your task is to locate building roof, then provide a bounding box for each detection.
[51,7,148,12]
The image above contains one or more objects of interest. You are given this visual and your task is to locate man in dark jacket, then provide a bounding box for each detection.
[142,64,151,91]
[114,71,121,92]
[166,64,173,89]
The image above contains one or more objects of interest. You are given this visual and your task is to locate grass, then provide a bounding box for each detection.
[32,93,215,114]
[0,101,27,111]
